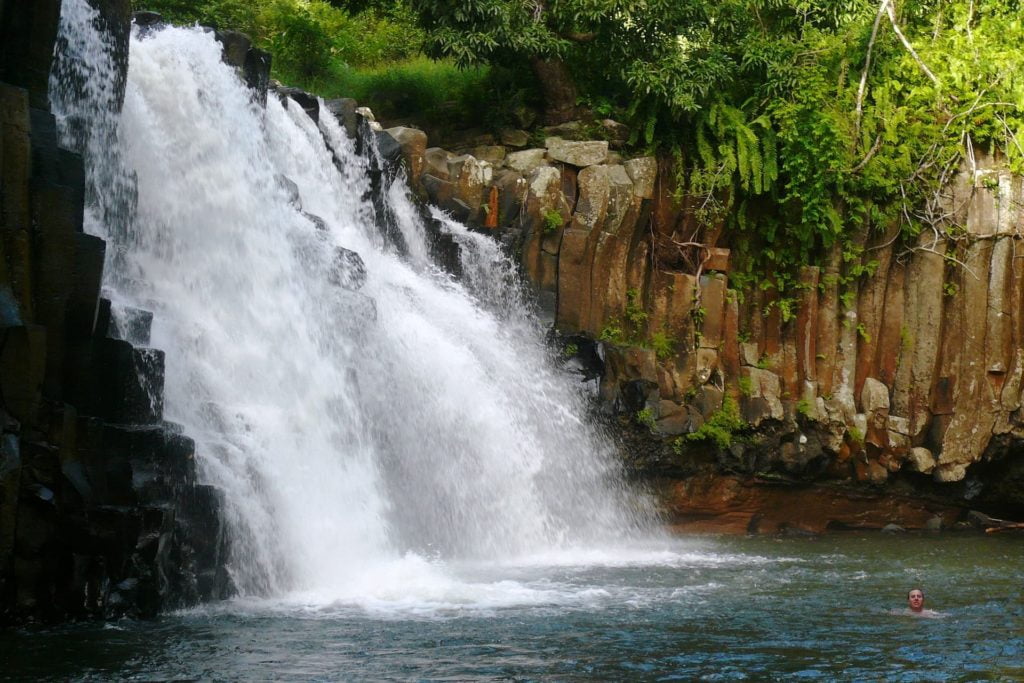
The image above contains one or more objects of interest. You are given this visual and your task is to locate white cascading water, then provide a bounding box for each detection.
[51,0,660,608]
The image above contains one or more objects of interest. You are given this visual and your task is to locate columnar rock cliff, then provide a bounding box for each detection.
[385,124,1024,530]
[0,0,232,623]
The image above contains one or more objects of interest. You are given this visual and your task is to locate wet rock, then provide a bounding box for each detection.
[373,128,403,170]
[492,170,525,228]
[275,86,319,121]
[881,523,905,533]
[422,174,455,207]
[215,30,251,70]
[132,11,164,29]
[327,247,367,291]
[274,174,300,208]
[779,525,818,538]
[301,212,329,233]
[384,126,428,186]
[323,98,358,138]
[108,306,153,346]
[655,405,702,436]
[424,147,453,180]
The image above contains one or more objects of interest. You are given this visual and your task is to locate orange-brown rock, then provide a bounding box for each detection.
[699,274,727,349]
[662,474,963,534]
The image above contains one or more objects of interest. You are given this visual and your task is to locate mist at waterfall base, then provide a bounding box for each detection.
[23,7,1023,680]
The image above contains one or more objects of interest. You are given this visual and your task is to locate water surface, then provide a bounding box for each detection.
[6,534,1022,681]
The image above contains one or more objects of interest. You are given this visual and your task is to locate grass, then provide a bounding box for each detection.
[324,58,490,118]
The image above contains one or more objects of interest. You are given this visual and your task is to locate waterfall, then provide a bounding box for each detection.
[51,1,656,606]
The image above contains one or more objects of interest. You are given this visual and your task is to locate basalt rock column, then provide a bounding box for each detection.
[0,0,229,623]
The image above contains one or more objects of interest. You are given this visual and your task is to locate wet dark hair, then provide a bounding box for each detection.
[907,588,924,599]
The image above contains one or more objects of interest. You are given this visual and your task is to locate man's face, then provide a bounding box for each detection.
[908,590,924,612]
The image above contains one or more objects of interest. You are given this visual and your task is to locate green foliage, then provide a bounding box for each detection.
[796,398,813,418]
[625,289,648,328]
[335,57,497,123]
[692,305,706,329]
[635,407,657,429]
[738,375,753,397]
[600,289,668,355]
[150,0,1024,302]
[687,397,745,449]
[848,426,865,445]
[563,342,579,358]
[599,319,627,346]
[650,330,677,361]
[133,0,428,92]
[542,209,564,234]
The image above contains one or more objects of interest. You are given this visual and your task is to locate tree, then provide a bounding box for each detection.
[407,0,732,125]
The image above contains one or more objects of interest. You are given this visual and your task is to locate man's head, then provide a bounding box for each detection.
[907,588,925,612]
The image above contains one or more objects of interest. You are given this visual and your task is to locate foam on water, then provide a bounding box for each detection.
[48,0,694,610]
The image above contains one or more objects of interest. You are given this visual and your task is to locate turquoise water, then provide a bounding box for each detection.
[5,534,1022,681]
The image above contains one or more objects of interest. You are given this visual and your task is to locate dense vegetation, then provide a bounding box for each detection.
[130,0,503,126]
[133,1,1024,299]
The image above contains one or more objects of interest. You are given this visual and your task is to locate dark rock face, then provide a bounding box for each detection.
[131,11,164,30]
[0,0,62,108]
[324,98,358,139]
[216,28,270,106]
[274,85,319,121]
[1,0,229,624]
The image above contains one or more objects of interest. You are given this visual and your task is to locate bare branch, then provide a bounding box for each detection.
[855,0,890,136]
[886,2,940,88]
[849,134,883,173]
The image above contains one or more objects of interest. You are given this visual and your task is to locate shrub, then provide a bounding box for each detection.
[687,397,745,449]
[650,330,676,361]
[542,209,563,234]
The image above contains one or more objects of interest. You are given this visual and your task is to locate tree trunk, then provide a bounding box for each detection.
[530,56,579,125]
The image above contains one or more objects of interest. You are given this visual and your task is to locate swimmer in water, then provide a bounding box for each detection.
[899,587,944,618]
[908,588,925,613]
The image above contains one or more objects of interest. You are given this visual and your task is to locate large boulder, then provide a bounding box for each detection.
[545,137,608,167]
[327,247,367,291]
[423,147,453,180]
[323,98,358,138]
[623,157,657,199]
[447,154,492,219]
[506,148,547,174]
[384,126,428,190]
